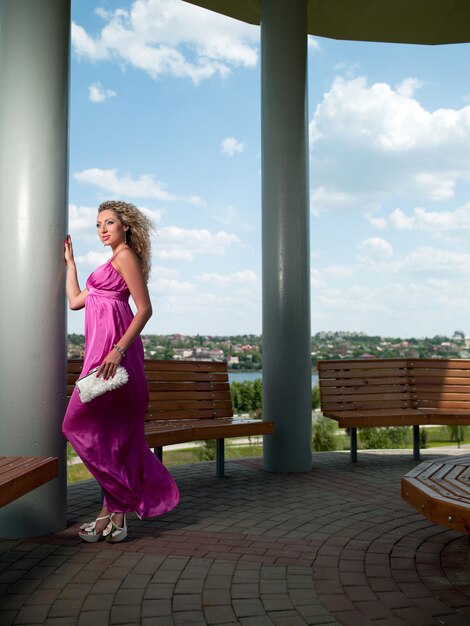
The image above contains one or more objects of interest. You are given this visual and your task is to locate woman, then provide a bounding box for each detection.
[62,200,179,543]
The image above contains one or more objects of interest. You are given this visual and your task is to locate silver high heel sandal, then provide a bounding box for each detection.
[78,514,111,542]
[103,512,127,543]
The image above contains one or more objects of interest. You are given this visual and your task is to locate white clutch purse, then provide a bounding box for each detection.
[75,365,129,403]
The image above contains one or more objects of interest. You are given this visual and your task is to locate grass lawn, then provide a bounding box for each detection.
[67,443,263,484]
[66,428,470,484]
[425,439,469,448]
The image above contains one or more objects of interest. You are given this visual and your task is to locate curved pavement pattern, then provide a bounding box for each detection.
[1,449,470,625]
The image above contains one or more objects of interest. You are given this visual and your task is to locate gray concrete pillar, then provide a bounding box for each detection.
[261,0,312,472]
[0,0,70,536]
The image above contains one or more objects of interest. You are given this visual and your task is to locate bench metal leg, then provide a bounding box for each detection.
[413,425,420,461]
[154,447,163,462]
[216,439,225,477]
[350,428,358,463]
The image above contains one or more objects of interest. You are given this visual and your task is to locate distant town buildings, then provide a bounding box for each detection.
[68,331,468,367]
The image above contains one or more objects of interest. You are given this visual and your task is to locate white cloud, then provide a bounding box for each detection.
[319,285,390,313]
[312,274,470,336]
[74,168,202,204]
[310,75,470,206]
[390,203,470,235]
[396,77,424,98]
[72,23,108,60]
[323,265,355,277]
[198,269,257,287]
[211,205,240,226]
[88,82,116,103]
[405,247,470,273]
[356,237,400,273]
[149,281,261,333]
[150,277,196,294]
[364,212,388,229]
[310,186,375,215]
[355,240,470,276]
[140,206,163,225]
[311,268,325,288]
[358,237,394,259]
[152,265,179,279]
[307,36,320,52]
[221,137,245,157]
[333,61,360,79]
[389,208,415,230]
[72,0,258,85]
[69,204,98,230]
[155,226,240,261]
[427,278,452,289]
[75,250,110,266]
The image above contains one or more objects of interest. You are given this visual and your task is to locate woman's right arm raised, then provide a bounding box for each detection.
[64,235,88,310]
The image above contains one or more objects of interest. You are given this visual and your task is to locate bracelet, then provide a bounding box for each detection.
[113,344,126,358]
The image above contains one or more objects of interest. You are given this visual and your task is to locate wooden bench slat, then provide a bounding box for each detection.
[147,371,229,382]
[409,372,470,386]
[150,401,233,411]
[440,466,470,501]
[320,383,410,394]
[408,360,470,369]
[320,377,410,387]
[320,391,412,402]
[0,456,58,508]
[417,401,470,409]
[319,368,408,380]
[147,409,234,420]
[319,359,408,370]
[144,417,274,447]
[402,455,470,533]
[0,456,25,473]
[0,456,55,477]
[322,400,411,411]
[336,416,430,428]
[414,385,470,394]
[66,358,273,478]
[149,390,232,401]
[148,382,230,392]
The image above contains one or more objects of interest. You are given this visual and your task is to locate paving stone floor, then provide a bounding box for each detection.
[1,449,470,626]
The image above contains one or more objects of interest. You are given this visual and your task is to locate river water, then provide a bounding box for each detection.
[229,371,319,385]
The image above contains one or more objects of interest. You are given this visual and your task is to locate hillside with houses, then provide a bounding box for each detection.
[67,330,470,369]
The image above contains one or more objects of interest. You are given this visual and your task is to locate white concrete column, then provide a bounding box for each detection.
[0,0,70,536]
[261,0,312,472]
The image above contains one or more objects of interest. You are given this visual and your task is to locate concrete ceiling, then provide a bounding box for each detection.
[183,0,470,45]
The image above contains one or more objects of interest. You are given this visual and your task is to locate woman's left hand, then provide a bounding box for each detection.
[97,349,122,380]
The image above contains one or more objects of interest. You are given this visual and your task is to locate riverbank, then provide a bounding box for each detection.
[229,370,319,384]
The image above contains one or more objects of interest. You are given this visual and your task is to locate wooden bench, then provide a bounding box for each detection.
[401,455,470,533]
[67,359,274,477]
[0,456,58,508]
[317,358,470,462]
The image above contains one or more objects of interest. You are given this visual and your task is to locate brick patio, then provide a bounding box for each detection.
[1,448,470,626]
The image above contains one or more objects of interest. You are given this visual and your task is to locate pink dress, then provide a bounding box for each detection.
[62,251,180,518]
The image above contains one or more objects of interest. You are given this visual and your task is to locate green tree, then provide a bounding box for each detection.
[252,379,263,416]
[231,382,241,412]
[196,440,217,461]
[238,383,254,413]
[312,415,338,451]
[312,385,320,410]
[359,427,412,449]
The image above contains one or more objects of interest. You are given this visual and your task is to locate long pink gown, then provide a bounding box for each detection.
[62,251,180,519]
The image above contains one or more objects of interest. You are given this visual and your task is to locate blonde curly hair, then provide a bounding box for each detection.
[98,200,155,282]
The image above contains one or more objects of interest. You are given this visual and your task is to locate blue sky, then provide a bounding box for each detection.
[69,0,470,338]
